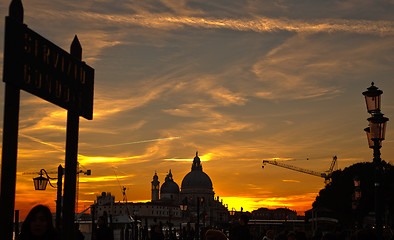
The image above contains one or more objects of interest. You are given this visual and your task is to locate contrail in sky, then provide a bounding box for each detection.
[21,133,180,149]
[100,137,181,148]
[20,134,64,152]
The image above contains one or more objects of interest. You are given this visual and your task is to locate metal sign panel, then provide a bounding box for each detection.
[3,17,94,120]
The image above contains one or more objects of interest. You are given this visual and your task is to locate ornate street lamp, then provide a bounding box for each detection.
[33,169,57,190]
[33,174,48,190]
[32,165,91,233]
[362,82,389,239]
[368,112,389,142]
[364,127,379,148]
[33,166,64,231]
[362,82,383,114]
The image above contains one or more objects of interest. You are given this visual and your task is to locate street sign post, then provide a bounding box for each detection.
[0,1,94,239]
[3,16,94,120]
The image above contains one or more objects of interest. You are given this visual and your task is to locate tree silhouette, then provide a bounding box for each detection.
[312,161,394,228]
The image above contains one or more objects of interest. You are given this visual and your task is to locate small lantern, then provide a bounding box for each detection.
[180,198,188,211]
[230,209,235,216]
[180,204,187,211]
[353,177,362,200]
[362,82,383,113]
[364,127,381,148]
[33,174,49,190]
[355,191,362,199]
[353,176,360,188]
[368,112,389,141]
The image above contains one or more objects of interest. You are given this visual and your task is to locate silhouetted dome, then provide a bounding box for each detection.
[160,181,180,194]
[181,170,213,190]
[181,152,213,191]
[160,170,180,194]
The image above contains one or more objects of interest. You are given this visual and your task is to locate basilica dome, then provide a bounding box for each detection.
[181,152,213,191]
[181,171,212,189]
[160,170,179,194]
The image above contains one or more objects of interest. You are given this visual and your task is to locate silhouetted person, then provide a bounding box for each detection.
[94,216,113,240]
[205,229,228,240]
[18,205,58,240]
[230,214,251,240]
[263,230,275,240]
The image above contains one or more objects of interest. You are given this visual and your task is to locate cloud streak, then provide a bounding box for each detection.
[66,11,394,35]
[22,5,394,36]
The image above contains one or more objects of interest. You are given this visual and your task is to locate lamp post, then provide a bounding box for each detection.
[353,177,361,203]
[32,165,91,233]
[33,165,63,231]
[362,82,389,239]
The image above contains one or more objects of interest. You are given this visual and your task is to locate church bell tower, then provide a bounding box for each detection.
[151,172,160,201]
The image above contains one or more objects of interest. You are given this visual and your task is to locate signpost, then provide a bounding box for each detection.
[3,16,94,120]
[0,1,94,239]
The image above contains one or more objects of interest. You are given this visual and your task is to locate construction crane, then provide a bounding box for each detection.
[262,156,338,182]
[113,168,135,222]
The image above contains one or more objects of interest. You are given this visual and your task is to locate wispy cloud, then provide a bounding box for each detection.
[78,155,149,165]
[20,6,394,63]
[251,32,394,100]
[163,158,192,162]
[59,11,394,36]
[163,105,256,135]
[282,179,301,183]
[79,175,133,183]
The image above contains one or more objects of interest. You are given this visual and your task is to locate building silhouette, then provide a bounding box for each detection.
[93,152,229,233]
[151,172,160,202]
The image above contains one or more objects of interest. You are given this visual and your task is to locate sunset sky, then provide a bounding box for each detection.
[1,0,394,220]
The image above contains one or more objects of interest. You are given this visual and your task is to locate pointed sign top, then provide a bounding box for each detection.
[9,0,23,22]
[70,35,82,60]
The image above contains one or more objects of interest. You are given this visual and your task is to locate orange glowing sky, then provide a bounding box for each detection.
[1,0,394,220]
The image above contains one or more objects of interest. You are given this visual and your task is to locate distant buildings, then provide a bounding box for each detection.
[92,152,229,229]
[251,207,298,220]
[91,152,305,239]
